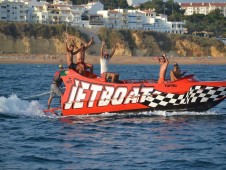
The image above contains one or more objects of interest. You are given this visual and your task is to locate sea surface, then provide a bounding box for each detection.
[0,63,226,169]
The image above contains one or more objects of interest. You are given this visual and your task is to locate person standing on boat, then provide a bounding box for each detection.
[100,41,119,83]
[170,62,187,81]
[70,35,94,77]
[158,54,169,83]
[65,35,83,73]
[47,65,64,109]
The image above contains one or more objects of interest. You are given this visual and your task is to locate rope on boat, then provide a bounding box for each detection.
[22,87,66,100]
[22,91,51,100]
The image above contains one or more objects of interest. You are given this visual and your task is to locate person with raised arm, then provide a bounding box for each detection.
[71,36,94,77]
[100,41,119,83]
[158,54,169,83]
[65,34,83,74]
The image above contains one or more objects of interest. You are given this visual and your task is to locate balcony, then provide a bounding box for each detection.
[121,17,128,20]
[108,17,118,20]
[89,20,104,25]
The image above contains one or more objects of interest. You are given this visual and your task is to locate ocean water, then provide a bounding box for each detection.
[0,63,226,169]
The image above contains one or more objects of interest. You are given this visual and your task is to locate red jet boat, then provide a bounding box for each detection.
[44,69,226,116]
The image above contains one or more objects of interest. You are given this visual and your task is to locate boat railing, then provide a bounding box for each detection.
[119,79,156,84]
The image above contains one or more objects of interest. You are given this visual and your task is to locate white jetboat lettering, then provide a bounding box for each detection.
[111,87,128,105]
[124,87,140,104]
[64,80,79,109]
[74,82,90,109]
[139,87,154,102]
[88,84,103,107]
[64,79,154,110]
[98,86,115,106]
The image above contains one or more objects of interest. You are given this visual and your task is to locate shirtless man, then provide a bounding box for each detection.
[71,36,94,77]
[65,36,83,73]
[170,62,187,81]
[158,54,169,83]
[100,41,119,83]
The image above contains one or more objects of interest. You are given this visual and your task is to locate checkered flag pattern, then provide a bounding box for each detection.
[143,86,226,108]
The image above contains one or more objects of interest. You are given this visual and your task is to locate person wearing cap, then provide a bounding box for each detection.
[47,65,64,109]
[100,41,119,83]
[170,62,187,81]
[158,54,169,83]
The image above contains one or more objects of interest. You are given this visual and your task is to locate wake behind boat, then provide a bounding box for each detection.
[43,69,226,116]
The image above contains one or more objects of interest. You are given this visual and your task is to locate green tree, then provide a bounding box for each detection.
[185,9,226,36]
[168,12,184,21]
[118,0,129,8]
[139,0,184,21]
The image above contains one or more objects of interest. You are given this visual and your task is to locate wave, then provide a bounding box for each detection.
[0,94,54,118]
[73,110,225,120]
[0,95,224,120]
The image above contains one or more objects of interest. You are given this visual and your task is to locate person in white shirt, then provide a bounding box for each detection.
[100,41,119,83]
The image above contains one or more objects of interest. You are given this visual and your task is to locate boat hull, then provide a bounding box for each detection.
[59,70,226,116]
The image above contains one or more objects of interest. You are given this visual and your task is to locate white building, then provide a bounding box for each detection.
[24,0,48,23]
[180,2,226,17]
[47,4,73,24]
[99,8,146,30]
[71,5,85,27]
[127,10,143,30]
[114,9,128,29]
[165,21,186,34]
[98,8,186,34]
[127,0,149,7]
[32,4,48,23]
[0,0,29,22]
[139,10,186,34]
[97,10,122,29]
[0,0,186,34]
[86,1,103,15]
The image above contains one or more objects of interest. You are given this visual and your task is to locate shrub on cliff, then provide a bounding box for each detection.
[170,34,226,53]
[98,28,137,55]
[98,28,172,55]
[0,22,87,41]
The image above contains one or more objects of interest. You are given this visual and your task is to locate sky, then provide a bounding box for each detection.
[175,0,226,2]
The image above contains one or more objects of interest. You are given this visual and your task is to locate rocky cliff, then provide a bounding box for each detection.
[0,23,225,57]
[97,29,226,57]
